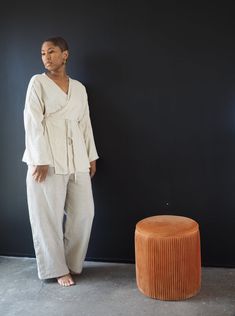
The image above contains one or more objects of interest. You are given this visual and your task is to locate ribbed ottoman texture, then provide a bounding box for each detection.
[135,215,201,300]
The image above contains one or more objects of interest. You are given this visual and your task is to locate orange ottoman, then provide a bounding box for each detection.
[135,215,201,300]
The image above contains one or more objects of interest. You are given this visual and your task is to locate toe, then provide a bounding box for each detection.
[57,274,75,287]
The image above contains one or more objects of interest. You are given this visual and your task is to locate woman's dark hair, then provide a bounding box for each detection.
[43,36,69,52]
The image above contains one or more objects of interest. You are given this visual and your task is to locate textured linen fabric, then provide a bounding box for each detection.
[26,167,94,279]
[22,73,99,174]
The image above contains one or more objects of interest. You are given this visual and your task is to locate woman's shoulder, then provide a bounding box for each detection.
[25,74,50,96]
[27,73,46,87]
[70,77,87,92]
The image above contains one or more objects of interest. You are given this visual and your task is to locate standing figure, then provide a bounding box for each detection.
[22,36,99,286]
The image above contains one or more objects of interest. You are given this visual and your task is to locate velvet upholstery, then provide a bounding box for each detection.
[135,215,201,300]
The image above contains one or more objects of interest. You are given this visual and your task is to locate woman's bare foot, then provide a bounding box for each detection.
[57,273,75,287]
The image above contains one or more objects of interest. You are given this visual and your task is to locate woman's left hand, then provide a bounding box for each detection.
[90,160,96,178]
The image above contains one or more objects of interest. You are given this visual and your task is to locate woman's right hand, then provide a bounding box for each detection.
[32,165,49,183]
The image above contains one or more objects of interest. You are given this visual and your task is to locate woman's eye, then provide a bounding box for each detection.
[41,49,54,56]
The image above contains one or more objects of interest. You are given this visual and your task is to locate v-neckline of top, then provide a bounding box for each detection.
[44,72,71,96]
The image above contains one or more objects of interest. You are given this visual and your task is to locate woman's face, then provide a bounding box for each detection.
[41,41,68,72]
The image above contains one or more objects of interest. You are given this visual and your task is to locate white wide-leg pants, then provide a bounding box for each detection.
[26,167,94,280]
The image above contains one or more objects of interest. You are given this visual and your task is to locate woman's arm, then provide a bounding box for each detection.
[79,87,99,177]
[23,77,51,181]
[89,160,96,178]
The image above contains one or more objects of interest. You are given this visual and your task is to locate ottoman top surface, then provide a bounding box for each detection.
[136,215,198,237]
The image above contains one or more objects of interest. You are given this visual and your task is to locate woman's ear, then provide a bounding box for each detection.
[63,50,69,63]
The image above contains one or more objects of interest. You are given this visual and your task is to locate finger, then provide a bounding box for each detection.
[32,169,37,176]
[38,172,47,182]
[40,175,46,182]
[90,171,95,178]
[32,172,38,180]
[34,172,41,182]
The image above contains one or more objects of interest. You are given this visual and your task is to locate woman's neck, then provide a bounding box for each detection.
[47,69,68,80]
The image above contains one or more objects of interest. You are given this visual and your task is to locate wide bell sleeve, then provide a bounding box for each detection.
[79,88,99,163]
[22,76,53,165]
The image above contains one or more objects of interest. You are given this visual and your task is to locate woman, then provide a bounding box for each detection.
[22,37,99,286]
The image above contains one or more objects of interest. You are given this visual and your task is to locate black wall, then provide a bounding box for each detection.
[1,1,235,267]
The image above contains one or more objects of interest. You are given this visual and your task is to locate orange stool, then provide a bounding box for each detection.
[135,215,201,300]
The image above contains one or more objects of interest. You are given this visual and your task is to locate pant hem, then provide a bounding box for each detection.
[38,269,70,280]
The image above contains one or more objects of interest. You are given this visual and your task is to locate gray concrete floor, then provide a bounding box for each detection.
[0,256,234,316]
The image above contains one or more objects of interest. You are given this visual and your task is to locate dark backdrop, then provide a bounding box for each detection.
[1,1,235,267]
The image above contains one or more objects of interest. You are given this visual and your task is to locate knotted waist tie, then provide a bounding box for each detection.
[44,115,82,182]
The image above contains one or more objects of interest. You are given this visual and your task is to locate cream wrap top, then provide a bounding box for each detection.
[22,73,99,174]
